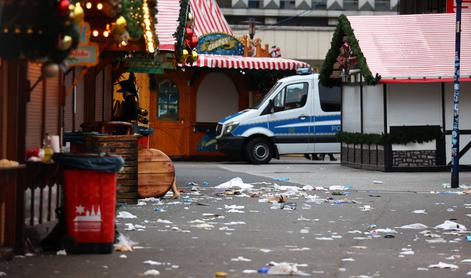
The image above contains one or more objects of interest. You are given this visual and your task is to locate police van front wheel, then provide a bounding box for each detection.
[245,138,273,164]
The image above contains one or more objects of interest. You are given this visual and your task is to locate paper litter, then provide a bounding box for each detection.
[214,177,254,191]
[398,223,428,230]
[117,211,138,219]
[435,220,467,232]
[428,262,458,269]
[144,269,160,276]
[114,233,137,252]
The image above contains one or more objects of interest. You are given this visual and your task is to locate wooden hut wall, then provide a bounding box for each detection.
[362,85,384,134]
[342,85,362,133]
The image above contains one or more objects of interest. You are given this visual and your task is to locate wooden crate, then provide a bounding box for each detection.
[138,149,175,198]
[86,135,141,204]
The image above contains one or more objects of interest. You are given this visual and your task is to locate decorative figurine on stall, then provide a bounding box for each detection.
[179,11,198,64]
[116,73,149,125]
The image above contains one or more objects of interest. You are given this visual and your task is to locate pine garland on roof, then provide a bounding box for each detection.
[319,14,380,86]
[173,0,190,60]
[122,0,144,40]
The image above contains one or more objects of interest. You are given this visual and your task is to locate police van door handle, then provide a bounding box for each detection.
[298,115,307,120]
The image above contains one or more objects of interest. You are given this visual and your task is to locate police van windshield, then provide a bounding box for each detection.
[253,82,282,109]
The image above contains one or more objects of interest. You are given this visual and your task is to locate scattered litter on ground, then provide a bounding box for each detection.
[435,220,467,232]
[426,238,447,244]
[315,237,333,241]
[400,248,414,256]
[120,254,127,258]
[264,262,310,276]
[428,262,458,269]
[302,185,314,191]
[243,270,258,274]
[360,205,372,211]
[273,177,289,181]
[215,177,254,191]
[412,210,427,214]
[417,267,429,271]
[144,260,162,266]
[56,250,67,256]
[260,249,272,253]
[114,233,137,252]
[398,223,428,230]
[117,211,138,219]
[341,258,355,261]
[231,256,252,262]
[214,271,227,277]
[373,180,383,184]
[329,185,352,191]
[351,246,368,249]
[144,269,160,276]
[289,247,310,251]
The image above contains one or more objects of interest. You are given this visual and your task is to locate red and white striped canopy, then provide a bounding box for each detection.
[191,0,232,36]
[156,0,232,51]
[191,54,309,71]
[156,0,180,51]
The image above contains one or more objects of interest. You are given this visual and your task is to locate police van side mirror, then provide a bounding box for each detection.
[261,99,274,115]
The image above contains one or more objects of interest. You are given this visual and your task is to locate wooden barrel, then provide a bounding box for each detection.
[86,135,141,204]
[138,148,175,198]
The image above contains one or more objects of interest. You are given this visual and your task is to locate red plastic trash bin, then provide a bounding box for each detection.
[53,153,124,254]
[64,169,116,253]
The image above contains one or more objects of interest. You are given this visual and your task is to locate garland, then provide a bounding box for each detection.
[122,0,144,40]
[173,0,190,61]
[337,128,443,146]
[319,15,380,86]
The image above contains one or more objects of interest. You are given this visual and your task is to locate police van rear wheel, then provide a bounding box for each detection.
[245,138,272,164]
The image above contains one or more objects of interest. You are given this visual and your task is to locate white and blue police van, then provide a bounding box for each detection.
[215,70,341,164]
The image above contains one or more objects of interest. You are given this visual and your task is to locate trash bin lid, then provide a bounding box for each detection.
[53,153,124,173]
[64,132,102,145]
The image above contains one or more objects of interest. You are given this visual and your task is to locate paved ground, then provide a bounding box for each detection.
[2,156,471,277]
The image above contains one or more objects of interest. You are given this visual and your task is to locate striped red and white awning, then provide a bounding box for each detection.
[190,54,309,71]
[191,0,232,36]
[156,0,180,51]
[156,0,233,51]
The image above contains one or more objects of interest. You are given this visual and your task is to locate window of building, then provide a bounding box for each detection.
[216,0,232,8]
[280,0,296,9]
[157,80,179,121]
[343,0,358,10]
[248,0,262,8]
[273,82,308,112]
[312,0,327,9]
[318,84,341,112]
[375,0,390,11]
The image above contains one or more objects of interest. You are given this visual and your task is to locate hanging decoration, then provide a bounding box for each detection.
[122,0,144,40]
[174,0,198,64]
[111,16,131,47]
[0,0,80,69]
[142,0,158,53]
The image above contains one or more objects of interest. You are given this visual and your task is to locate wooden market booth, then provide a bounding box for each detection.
[320,13,471,171]
[0,0,161,258]
[133,0,309,158]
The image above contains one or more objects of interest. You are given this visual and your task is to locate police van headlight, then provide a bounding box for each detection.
[223,122,239,136]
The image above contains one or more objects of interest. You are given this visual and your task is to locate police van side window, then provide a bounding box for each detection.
[318,84,341,112]
[273,82,308,113]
